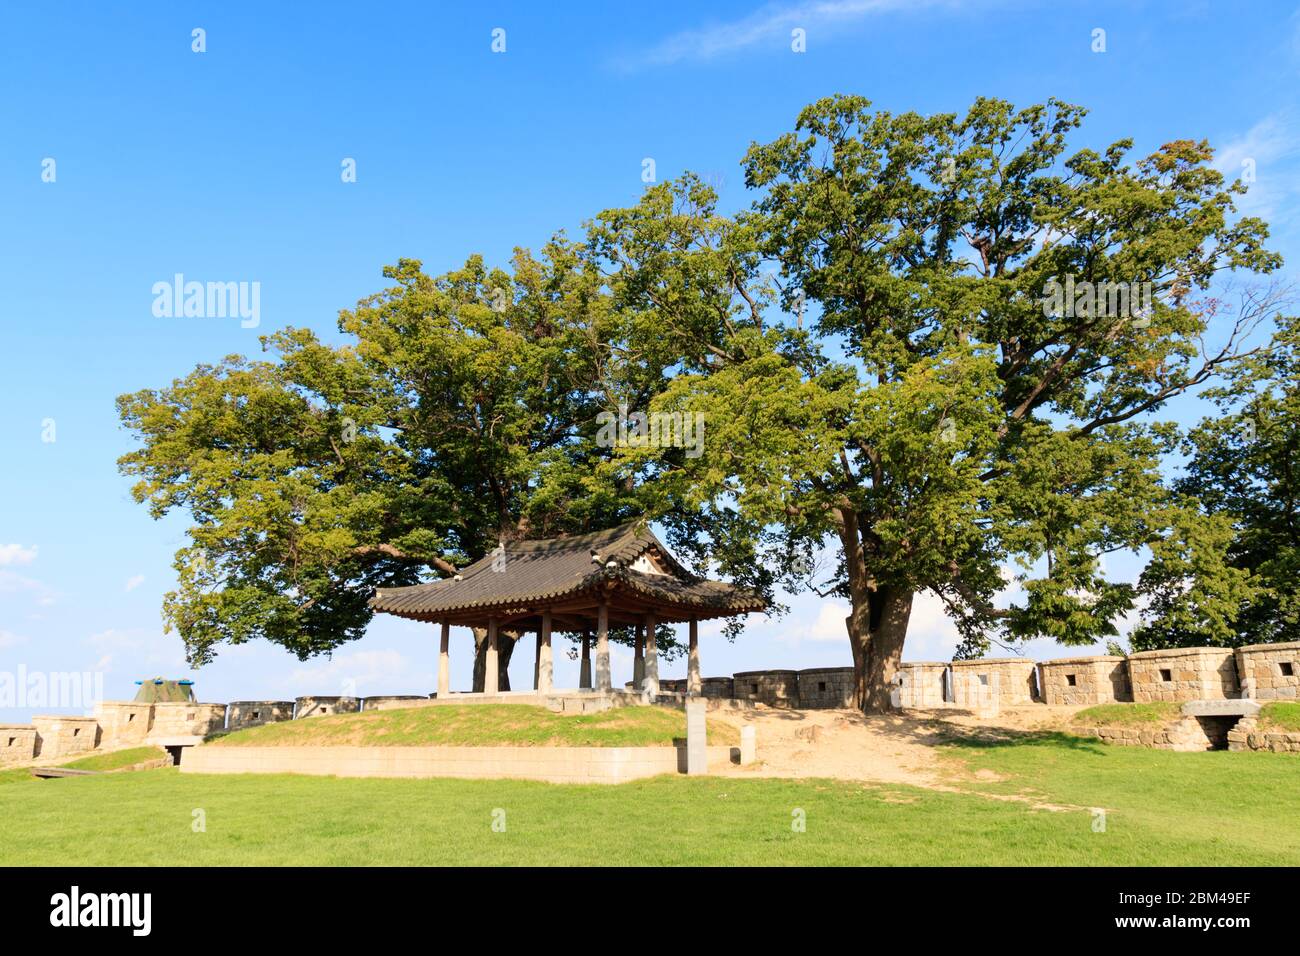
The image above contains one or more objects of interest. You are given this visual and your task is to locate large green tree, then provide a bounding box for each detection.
[598,96,1286,710]
[1135,305,1300,649]
[118,240,675,686]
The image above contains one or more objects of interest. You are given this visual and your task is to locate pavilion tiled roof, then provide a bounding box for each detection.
[369,521,766,624]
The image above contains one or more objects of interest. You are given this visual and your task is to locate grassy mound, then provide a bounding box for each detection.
[1260,702,1300,731]
[61,746,168,772]
[213,703,739,749]
[0,745,167,786]
[1071,702,1180,727]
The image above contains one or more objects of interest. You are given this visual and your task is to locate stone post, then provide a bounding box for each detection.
[437,621,450,698]
[739,725,756,765]
[643,611,659,697]
[687,617,701,696]
[484,617,499,695]
[686,697,708,775]
[595,602,612,692]
[538,610,553,694]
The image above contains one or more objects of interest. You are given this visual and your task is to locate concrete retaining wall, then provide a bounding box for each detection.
[181,744,736,784]
[361,695,431,712]
[1129,647,1238,703]
[1235,642,1300,701]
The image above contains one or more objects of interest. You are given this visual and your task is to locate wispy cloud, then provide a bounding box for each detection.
[1214,109,1300,222]
[0,570,56,607]
[285,649,412,695]
[124,574,145,592]
[0,630,29,649]
[0,543,38,566]
[615,0,961,70]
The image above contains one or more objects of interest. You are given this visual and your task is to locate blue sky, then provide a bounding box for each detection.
[2,1,1298,720]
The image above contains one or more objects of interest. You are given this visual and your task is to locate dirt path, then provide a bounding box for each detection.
[713,704,1088,794]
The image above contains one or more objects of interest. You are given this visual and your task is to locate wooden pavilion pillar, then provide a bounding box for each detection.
[595,601,612,692]
[484,616,499,695]
[633,624,645,689]
[687,617,701,696]
[579,629,592,689]
[643,611,659,697]
[537,609,553,694]
[437,621,450,698]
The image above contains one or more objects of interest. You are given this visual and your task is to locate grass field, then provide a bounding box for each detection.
[2,729,1297,866]
[210,703,739,748]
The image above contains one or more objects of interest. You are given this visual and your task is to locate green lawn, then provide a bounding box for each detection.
[1,729,1296,865]
[1072,702,1182,726]
[212,703,739,748]
[1260,702,1300,731]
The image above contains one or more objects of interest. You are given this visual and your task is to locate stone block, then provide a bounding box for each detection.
[1234,641,1300,701]
[739,725,756,765]
[92,700,154,746]
[294,696,360,718]
[226,701,295,731]
[1039,656,1131,706]
[685,698,708,775]
[732,670,798,708]
[31,716,100,758]
[0,725,38,765]
[1128,647,1238,703]
[796,667,856,708]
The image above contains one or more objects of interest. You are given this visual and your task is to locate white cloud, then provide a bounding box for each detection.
[0,570,56,607]
[0,629,29,649]
[87,628,148,651]
[615,0,966,70]
[124,574,145,592]
[901,590,962,660]
[1214,110,1300,222]
[285,649,411,694]
[0,543,38,566]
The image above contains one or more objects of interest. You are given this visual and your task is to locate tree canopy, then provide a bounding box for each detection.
[120,94,1294,711]
[594,95,1287,708]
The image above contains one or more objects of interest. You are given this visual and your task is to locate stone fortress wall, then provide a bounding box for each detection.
[896,639,1299,710]
[4,640,1296,766]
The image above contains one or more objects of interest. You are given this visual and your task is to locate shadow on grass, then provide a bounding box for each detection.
[938,727,1109,754]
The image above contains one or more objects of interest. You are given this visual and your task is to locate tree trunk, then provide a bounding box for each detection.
[847,586,914,713]
[471,628,516,692]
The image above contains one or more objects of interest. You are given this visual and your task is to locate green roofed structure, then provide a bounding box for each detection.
[133,678,197,704]
[370,521,766,698]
